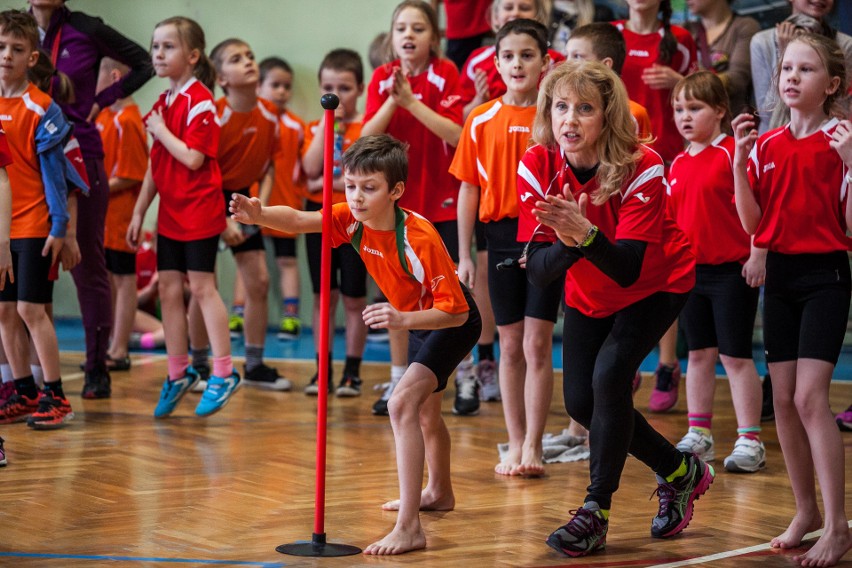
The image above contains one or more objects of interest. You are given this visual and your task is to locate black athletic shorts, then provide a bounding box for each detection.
[270,236,297,258]
[157,234,219,274]
[105,248,137,276]
[434,219,460,263]
[224,188,265,254]
[0,238,54,304]
[305,200,367,297]
[474,218,487,252]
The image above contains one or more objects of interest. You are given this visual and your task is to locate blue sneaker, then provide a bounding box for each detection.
[154,367,200,418]
[195,370,241,417]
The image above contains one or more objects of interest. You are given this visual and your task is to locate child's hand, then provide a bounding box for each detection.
[60,235,81,271]
[146,108,167,139]
[42,235,64,265]
[775,21,801,54]
[0,242,13,291]
[363,302,405,330]
[829,119,852,169]
[641,64,682,90]
[732,112,758,167]
[229,192,262,224]
[741,249,766,287]
[390,67,415,108]
[472,68,490,105]
[221,218,246,247]
[126,213,143,250]
[457,257,475,289]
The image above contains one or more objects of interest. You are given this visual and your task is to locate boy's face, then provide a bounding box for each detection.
[0,31,38,85]
[344,169,402,225]
[319,68,362,120]
[216,43,259,91]
[565,37,612,69]
[258,67,293,111]
[494,32,547,95]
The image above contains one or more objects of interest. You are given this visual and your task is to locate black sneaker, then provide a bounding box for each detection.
[335,373,362,397]
[546,501,608,557]
[452,367,480,416]
[651,453,715,538]
[305,372,333,396]
[760,374,774,422]
[243,363,292,391]
[81,367,111,399]
[372,374,401,416]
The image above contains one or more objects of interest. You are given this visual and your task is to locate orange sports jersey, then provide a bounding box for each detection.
[328,203,469,315]
[0,83,55,239]
[97,104,148,253]
[630,100,652,139]
[216,97,280,190]
[449,99,536,222]
[262,109,307,239]
[301,119,362,205]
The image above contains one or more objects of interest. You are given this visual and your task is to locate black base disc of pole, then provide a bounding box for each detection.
[276,533,361,557]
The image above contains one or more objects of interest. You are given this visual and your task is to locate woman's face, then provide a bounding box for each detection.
[550,86,604,168]
[789,0,834,19]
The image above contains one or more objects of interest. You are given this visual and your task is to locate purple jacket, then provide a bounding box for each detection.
[39,7,153,160]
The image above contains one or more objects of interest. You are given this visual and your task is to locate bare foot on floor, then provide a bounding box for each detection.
[771,512,823,549]
[793,528,852,567]
[381,489,455,511]
[363,526,427,555]
[512,448,545,477]
[496,446,522,476]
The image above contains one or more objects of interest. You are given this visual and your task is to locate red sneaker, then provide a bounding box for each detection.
[27,390,74,430]
[0,381,15,406]
[0,393,39,424]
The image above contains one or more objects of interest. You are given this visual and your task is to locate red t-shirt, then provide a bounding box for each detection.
[615,21,698,162]
[517,143,695,317]
[97,104,148,253]
[449,98,536,222]
[747,119,850,254]
[456,46,566,109]
[147,78,225,242]
[216,97,279,191]
[262,110,306,239]
[444,0,492,39]
[364,57,462,223]
[668,134,750,265]
[328,203,469,315]
[0,127,12,167]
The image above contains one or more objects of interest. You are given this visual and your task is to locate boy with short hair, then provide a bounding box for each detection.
[300,48,368,397]
[230,134,481,555]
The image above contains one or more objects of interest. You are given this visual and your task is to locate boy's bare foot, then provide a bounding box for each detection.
[363,526,427,555]
[495,446,521,475]
[381,489,454,511]
[771,512,823,549]
[793,527,852,567]
[512,447,545,477]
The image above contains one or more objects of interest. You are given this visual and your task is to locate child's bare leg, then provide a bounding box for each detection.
[516,317,554,476]
[18,302,61,381]
[342,294,367,362]
[234,251,269,348]
[159,272,190,360]
[0,304,30,377]
[364,364,435,556]
[187,296,209,354]
[687,348,717,416]
[721,354,761,427]
[658,321,678,366]
[108,274,137,360]
[792,359,852,567]
[769,361,822,549]
[495,321,525,475]
[187,272,230,358]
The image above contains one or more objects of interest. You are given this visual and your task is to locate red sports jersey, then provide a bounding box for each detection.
[449,99,536,222]
[444,0,492,39]
[668,134,750,265]
[747,119,851,254]
[217,97,279,190]
[364,57,462,223]
[301,119,362,205]
[456,46,566,109]
[262,109,306,239]
[517,143,695,317]
[97,104,148,253]
[147,78,225,242]
[328,203,469,315]
[615,21,698,162]
[0,127,11,168]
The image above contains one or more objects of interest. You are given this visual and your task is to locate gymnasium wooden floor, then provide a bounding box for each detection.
[1,353,851,567]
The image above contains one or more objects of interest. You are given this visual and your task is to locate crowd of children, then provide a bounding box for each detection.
[0,0,850,564]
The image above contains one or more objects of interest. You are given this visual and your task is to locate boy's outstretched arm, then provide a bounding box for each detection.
[363,303,468,332]
[229,193,323,234]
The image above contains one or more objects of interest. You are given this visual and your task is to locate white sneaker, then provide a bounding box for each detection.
[723,436,766,473]
[477,359,500,402]
[675,428,715,461]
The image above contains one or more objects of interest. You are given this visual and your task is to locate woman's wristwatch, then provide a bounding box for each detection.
[577,225,599,249]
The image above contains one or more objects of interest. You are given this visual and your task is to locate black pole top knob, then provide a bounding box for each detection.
[320,93,340,110]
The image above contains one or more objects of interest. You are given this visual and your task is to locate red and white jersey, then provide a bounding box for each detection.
[364,57,462,223]
[517,143,695,317]
[614,21,698,162]
[456,46,566,109]
[328,203,470,315]
[216,97,279,191]
[449,99,536,222]
[747,118,851,254]
[0,127,12,168]
[668,134,751,265]
[262,109,306,239]
[147,77,225,242]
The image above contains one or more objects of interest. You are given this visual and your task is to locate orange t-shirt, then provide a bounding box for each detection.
[449,99,536,222]
[262,110,307,238]
[97,103,148,253]
[0,83,54,239]
[630,100,652,139]
[301,119,362,205]
[329,203,470,315]
[216,97,279,190]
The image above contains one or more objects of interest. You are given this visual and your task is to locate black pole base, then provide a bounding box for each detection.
[276,533,362,557]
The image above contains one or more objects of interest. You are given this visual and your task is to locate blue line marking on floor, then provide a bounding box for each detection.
[0,552,285,566]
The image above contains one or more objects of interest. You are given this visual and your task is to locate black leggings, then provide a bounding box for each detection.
[563,291,689,509]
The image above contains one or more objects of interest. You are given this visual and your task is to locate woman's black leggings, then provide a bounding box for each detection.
[563,291,690,509]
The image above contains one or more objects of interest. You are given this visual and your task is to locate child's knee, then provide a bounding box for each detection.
[16,302,48,326]
[0,302,18,321]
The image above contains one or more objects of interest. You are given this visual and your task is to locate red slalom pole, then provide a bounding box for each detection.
[277,94,361,557]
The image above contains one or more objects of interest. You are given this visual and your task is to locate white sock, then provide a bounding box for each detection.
[391,365,406,383]
[31,364,45,388]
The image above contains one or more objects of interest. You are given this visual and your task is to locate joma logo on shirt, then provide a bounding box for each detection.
[508,126,530,133]
[363,245,383,258]
[629,49,650,57]
[0,115,11,122]
[763,162,775,174]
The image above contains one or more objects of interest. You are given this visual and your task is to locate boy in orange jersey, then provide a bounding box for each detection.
[230,134,481,556]
[300,49,368,397]
[0,10,88,429]
[95,57,149,373]
[192,37,290,392]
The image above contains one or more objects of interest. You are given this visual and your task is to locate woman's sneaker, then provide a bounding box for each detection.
[195,370,241,417]
[546,501,608,557]
[27,389,75,430]
[651,453,715,538]
[723,436,766,473]
[675,428,715,461]
[154,368,200,418]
